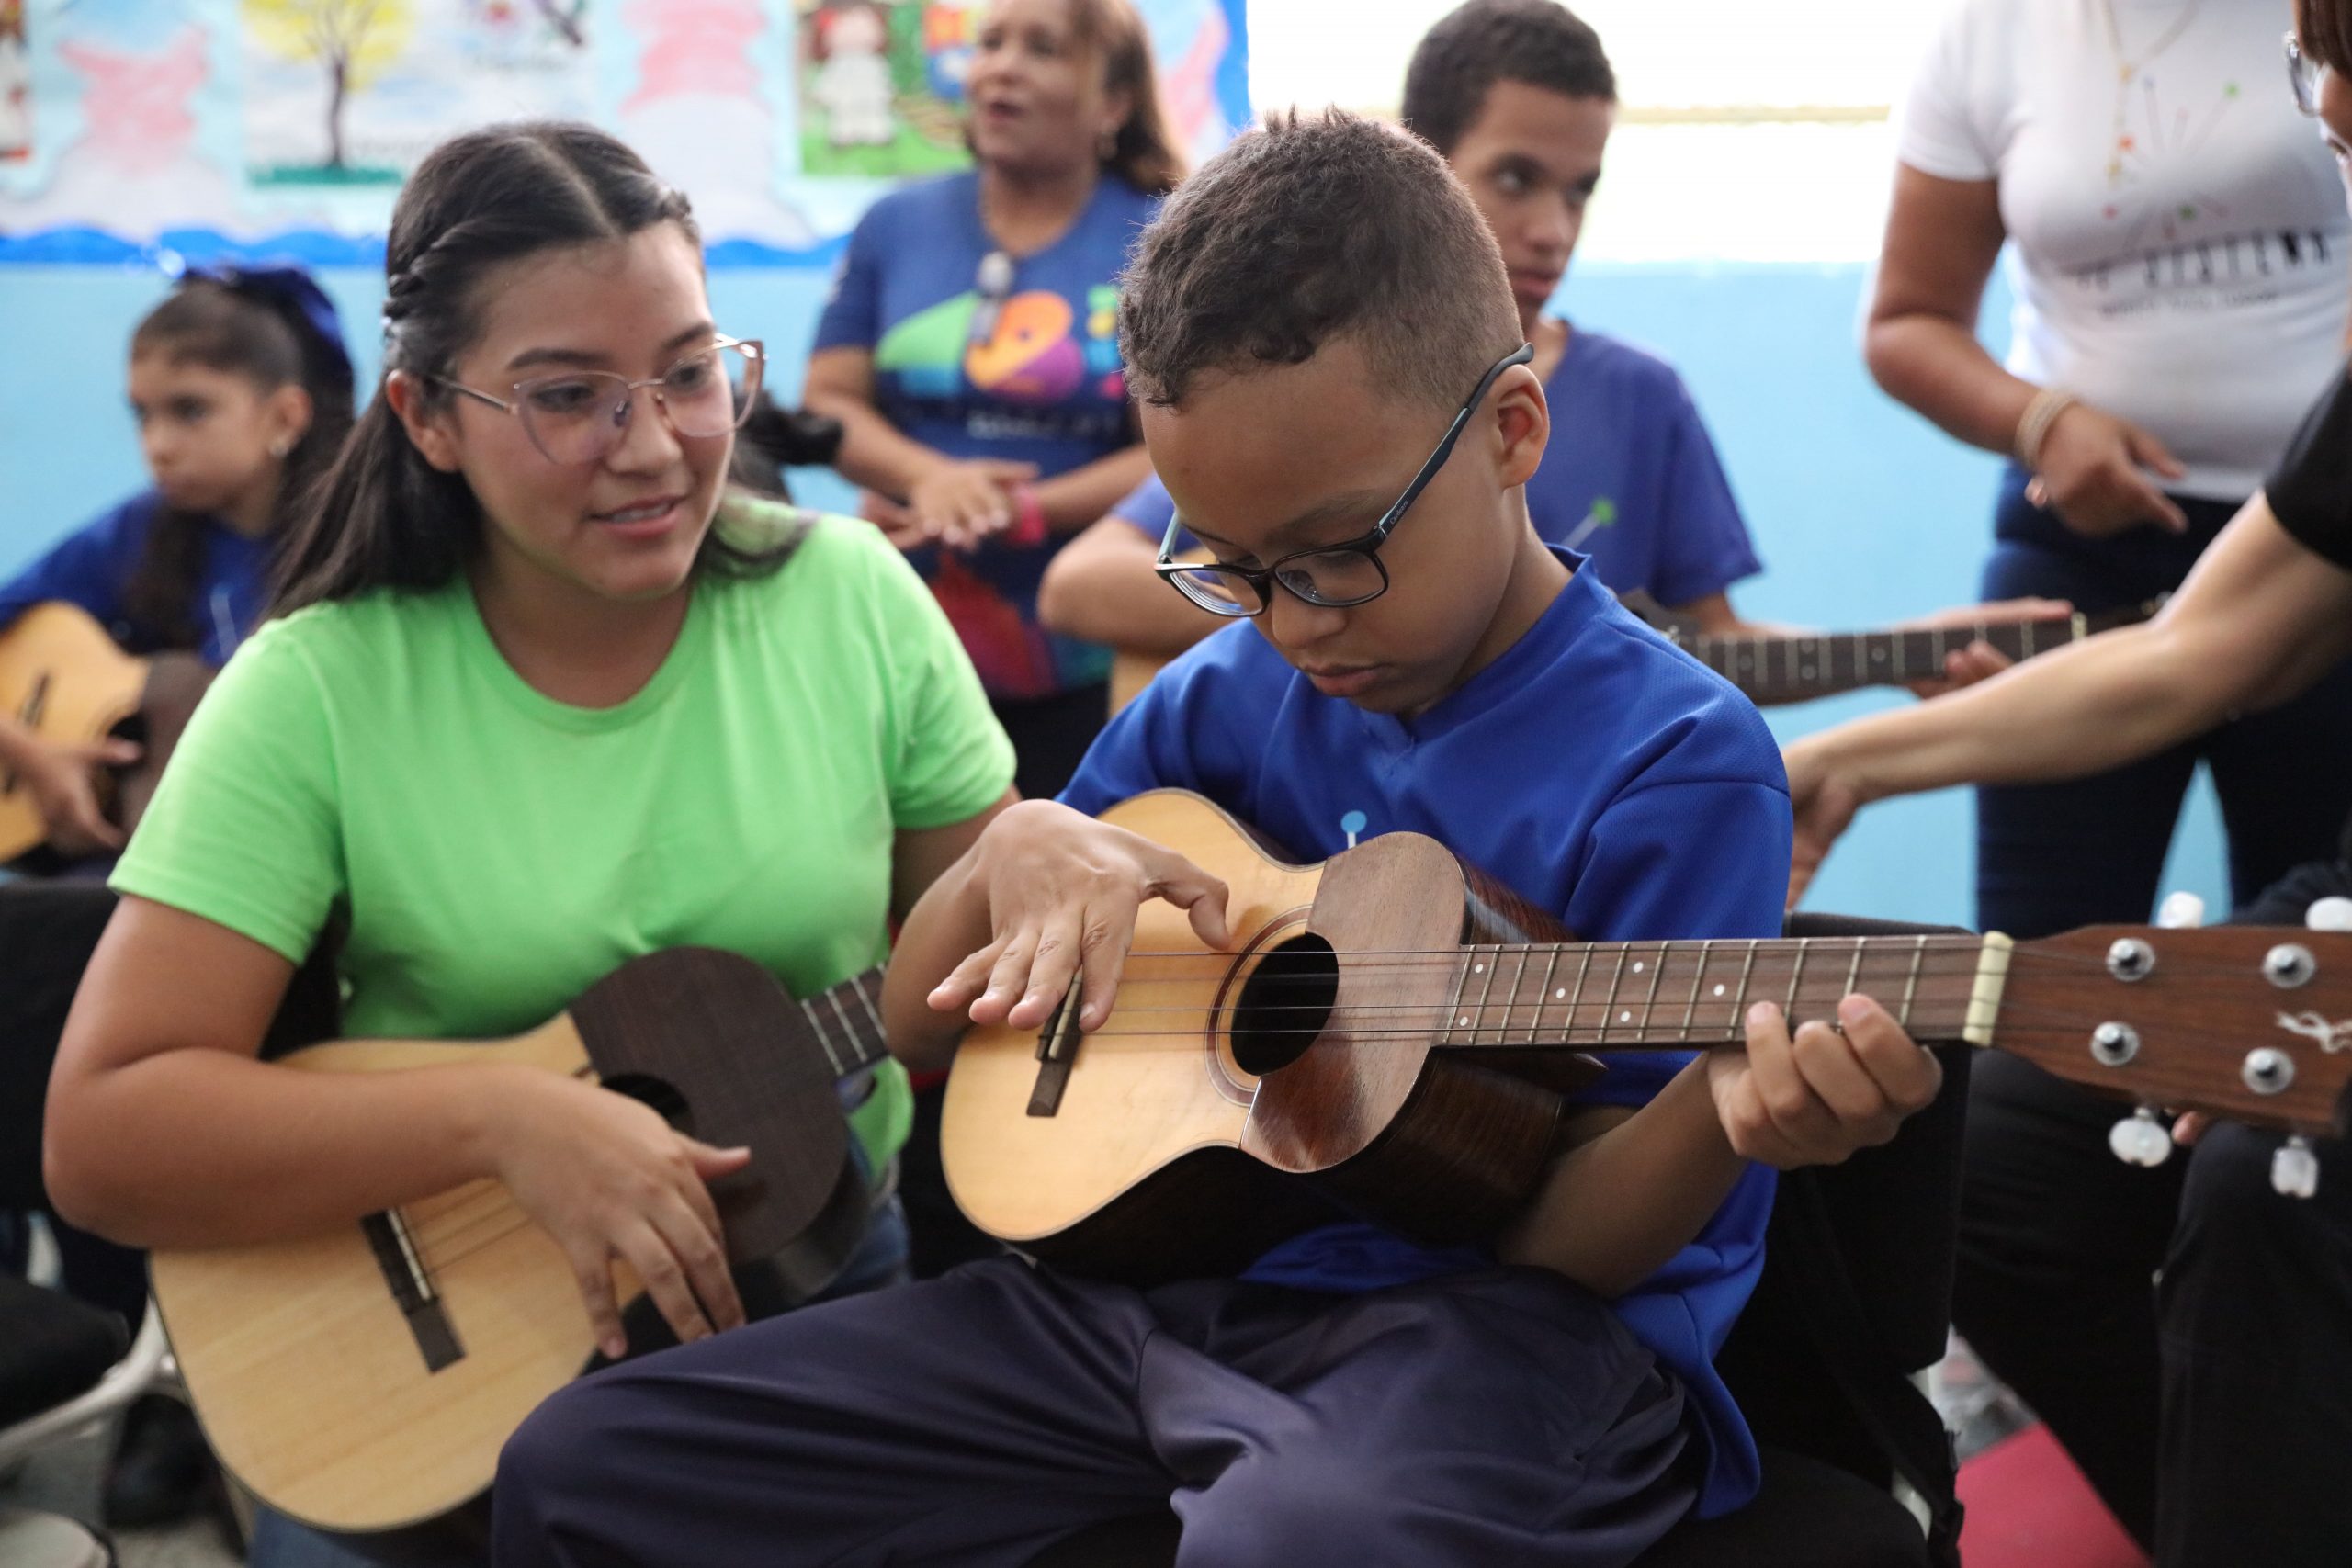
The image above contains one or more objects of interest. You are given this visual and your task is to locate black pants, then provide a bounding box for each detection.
[1953,855,2352,1566]
[1975,470,2352,934]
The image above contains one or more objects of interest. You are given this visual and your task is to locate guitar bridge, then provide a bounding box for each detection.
[1026,975,1087,1118]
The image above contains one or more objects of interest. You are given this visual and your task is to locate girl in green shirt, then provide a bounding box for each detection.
[42,122,1015,1565]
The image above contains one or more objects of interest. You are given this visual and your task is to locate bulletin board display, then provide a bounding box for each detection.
[0,0,1249,265]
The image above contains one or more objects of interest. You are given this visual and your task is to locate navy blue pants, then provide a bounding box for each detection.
[1973,467,2352,937]
[491,1258,1697,1568]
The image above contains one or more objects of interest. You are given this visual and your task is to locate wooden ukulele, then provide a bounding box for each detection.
[0,601,213,859]
[942,792,2352,1286]
[149,948,897,1532]
[1618,592,2165,706]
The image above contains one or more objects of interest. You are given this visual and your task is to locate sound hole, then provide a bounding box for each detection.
[1230,933,1339,1077]
[604,1073,694,1137]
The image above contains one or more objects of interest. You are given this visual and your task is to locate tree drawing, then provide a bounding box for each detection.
[245,0,415,170]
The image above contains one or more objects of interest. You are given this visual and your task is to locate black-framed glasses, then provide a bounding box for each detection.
[438,335,765,466]
[1155,342,1535,617]
[2288,30,2327,118]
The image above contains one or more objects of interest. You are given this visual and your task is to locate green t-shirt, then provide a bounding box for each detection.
[111,503,1014,1173]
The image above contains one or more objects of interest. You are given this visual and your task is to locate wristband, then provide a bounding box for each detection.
[1006,484,1048,547]
[2014,388,2079,472]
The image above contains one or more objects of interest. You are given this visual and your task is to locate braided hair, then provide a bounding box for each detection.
[273,121,786,615]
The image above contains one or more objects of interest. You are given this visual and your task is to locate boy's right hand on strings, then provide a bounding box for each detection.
[493,1071,750,1360]
[928,799,1232,1035]
[23,734,141,856]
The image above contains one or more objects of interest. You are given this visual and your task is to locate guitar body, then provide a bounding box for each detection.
[943,792,1599,1286]
[151,949,868,1532]
[0,601,214,859]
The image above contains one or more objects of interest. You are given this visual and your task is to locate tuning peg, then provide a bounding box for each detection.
[2273,1135,2321,1200]
[2306,897,2352,933]
[2109,1107,2175,1168]
[2156,891,2206,929]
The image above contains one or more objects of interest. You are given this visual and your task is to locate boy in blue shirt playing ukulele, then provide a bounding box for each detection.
[493,110,1940,1568]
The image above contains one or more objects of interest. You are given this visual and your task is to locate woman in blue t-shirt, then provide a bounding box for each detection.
[0,266,355,860]
[804,0,1179,800]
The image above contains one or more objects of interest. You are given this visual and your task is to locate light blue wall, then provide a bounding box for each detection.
[0,260,2229,931]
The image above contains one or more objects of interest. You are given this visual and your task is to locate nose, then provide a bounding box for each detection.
[604,383,687,474]
[1261,588,1348,652]
[1524,195,1577,264]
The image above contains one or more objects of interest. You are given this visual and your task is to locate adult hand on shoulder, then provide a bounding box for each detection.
[1708,996,1943,1168]
[927,798,1232,1036]
[1781,736,1861,908]
[493,1071,750,1361]
[2030,402,2189,537]
[23,734,140,856]
[907,459,1040,551]
[1894,596,2069,697]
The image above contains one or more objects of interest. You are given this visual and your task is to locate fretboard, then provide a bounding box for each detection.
[795,966,894,1082]
[1683,616,2086,705]
[1430,935,2009,1052]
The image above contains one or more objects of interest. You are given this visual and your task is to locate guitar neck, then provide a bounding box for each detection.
[1431,934,2010,1052]
[796,966,895,1081]
[1689,615,2085,705]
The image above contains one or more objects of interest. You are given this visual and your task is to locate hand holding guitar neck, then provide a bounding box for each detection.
[927,796,1234,1034]
[1707,994,1943,1168]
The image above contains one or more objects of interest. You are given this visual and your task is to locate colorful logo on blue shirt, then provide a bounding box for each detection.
[875,282,1125,406]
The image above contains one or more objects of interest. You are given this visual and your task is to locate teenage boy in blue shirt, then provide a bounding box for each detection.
[1039,0,1759,665]
[492,109,1941,1568]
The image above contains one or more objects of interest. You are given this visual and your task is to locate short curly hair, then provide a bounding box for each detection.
[1401,0,1616,158]
[1118,108,1521,413]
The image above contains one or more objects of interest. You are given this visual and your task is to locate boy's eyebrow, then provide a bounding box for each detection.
[1184,490,1390,553]
[506,321,716,373]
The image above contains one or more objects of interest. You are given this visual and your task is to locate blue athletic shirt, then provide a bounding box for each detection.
[0,491,270,666]
[1058,550,1789,1518]
[1108,325,1761,609]
[813,171,1160,701]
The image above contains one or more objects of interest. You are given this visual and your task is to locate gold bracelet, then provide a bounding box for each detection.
[2014,388,2079,471]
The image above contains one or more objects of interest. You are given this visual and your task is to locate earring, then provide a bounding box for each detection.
[268,438,292,457]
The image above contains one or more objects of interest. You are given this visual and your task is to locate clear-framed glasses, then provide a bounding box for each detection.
[2288,30,2327,118]
[438,335,765,466]
[1154,341,1536,617]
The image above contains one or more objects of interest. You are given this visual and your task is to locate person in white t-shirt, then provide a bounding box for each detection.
[1864,0,2352,1549]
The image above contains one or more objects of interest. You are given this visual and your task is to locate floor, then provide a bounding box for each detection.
[3,1419,241,1567]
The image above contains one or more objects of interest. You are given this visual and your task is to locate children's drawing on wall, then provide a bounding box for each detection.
[0,0,28,164]
[798,1,974,179]
[242,0,595,187]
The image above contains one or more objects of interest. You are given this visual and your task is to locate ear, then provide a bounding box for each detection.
[1098,82,1136,150]
[262,383,313,459]
[1488,365,1549,490]
[384,369,464,474]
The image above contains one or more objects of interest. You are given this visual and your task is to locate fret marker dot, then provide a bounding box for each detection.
[1713,984,1726,997]
[1555,987,1566,999]
[1458,1016,1469,1026]
[1474,964,1484,974]
[1619,1010,1632,1023]
[1633,960,1645,974]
